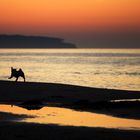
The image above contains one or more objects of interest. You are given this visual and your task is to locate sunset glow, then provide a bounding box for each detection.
[0,0,140,35]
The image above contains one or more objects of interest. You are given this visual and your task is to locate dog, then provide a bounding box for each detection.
[8,67,26,82]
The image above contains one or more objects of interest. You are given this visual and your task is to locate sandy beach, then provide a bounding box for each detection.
[0,80,140,140]
[0,121,140,140]
[0,80,139,103]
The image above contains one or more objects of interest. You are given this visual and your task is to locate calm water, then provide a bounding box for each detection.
[0,49,140,91]
[0,104,140,130]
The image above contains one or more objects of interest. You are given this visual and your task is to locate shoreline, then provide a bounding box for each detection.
[0,80,140,119]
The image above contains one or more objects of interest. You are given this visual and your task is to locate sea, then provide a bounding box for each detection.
[0,48,140,91]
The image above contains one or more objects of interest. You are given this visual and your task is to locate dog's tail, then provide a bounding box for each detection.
[19,68,26,82]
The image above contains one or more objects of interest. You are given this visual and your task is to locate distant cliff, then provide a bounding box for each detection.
[0,35,76,48]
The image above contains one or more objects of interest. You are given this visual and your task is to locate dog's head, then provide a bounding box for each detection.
[11,67,17,75]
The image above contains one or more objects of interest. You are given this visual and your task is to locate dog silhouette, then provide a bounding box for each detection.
[8,67,26,82]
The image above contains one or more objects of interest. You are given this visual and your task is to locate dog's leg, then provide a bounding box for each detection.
[15,77,18,82]
[23,76,26,82]
[8,76,13,79]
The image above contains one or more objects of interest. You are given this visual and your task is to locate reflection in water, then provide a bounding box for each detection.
[18,100,44,110]
[0,104,140,130]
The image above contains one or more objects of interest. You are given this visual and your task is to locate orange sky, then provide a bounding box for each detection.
[0,0,140,37]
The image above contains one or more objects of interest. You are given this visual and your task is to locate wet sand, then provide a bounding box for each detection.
[0,112,140,140]
[1,118,140,140]
[0,80,140,140]
[0,80,140,120]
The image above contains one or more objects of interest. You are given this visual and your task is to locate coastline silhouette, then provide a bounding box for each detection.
[0,35,76,48]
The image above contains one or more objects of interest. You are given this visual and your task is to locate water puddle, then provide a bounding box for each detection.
[0,104,140,130]
[111,99,140,102]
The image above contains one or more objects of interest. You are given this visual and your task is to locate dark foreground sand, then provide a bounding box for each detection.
[0,112,140,140]
[0,80,140,140]
[0,122,140,140]
[0,80,140,103]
